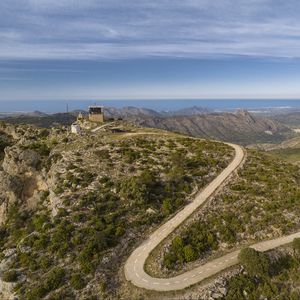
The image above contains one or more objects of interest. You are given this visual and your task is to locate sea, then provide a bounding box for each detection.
[1,99,300,114]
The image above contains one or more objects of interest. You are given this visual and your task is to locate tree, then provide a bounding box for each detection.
[183,245,197,262]
[172,236,184,251]
[162,199,172,216]
[238,247,270,277]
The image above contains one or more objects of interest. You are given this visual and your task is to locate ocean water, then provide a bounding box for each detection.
[1,99,300,113]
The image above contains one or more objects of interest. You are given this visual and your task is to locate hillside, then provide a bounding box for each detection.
[2,113,77,128]
[1,120,300,299]
[145,149,300,280]
[132,109,291,145]
[249,135,300,164]
[0,122,234,299]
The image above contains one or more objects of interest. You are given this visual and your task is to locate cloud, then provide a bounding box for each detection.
[1,0,300,60]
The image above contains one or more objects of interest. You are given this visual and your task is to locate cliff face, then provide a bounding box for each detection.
[0,144,48,224]
[0,124,52,226]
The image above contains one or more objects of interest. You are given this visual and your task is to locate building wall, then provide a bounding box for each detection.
[89,114,104,123]
[71,124,81,134]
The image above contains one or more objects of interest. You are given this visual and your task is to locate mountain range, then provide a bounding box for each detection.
[0,106,295,145]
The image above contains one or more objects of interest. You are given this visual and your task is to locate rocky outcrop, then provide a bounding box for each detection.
[0,144,48,224]
[0,249,18,300]
[0,172,23,223]
[2,146,40,176]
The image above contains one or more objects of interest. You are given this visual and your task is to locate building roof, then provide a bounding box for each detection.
[89,105,104,108]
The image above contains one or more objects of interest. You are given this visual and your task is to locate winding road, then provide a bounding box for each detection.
[124,141,300,291]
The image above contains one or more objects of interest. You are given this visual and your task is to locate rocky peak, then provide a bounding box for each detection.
[235,109,251,117]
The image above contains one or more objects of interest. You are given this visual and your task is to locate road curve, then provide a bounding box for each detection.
[124,142,245,291]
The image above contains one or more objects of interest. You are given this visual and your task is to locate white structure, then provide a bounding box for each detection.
[71,123,81,134]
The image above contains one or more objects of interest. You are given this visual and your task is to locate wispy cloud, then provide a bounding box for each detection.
[0,77,30,81]
[1,0,300,60]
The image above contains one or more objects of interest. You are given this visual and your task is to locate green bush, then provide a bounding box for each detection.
[2,270,18,282]
[25,267,67,300]
[238,248,270,277]
[70,273,86,290]
[225,274,256,300]
[183,245,197,262]
[293,238,300,256]
[43,267,66,294]
[26,142,50,156]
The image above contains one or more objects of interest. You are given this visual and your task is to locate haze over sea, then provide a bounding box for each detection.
[1,100,300,114]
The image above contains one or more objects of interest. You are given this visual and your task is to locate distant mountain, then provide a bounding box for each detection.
[2,112,77,127]
[104,105,212,118]
[128,109,292,144]
[272,112,300,127]
[161,106,213,116]
[0,105,209,127]
[1,107,292,144]
[104,106,160,118]
[245,107,300,116]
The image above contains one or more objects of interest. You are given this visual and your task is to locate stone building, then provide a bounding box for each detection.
[88,106,104,123]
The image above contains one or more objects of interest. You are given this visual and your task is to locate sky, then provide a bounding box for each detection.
[1,0,300,100]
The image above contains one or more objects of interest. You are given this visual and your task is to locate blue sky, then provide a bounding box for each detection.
[1,0,300,100]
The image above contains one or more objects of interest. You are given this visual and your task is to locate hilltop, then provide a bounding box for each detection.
[0,120,300,299]
[0,121,234,299]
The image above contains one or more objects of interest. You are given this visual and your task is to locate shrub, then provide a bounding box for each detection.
[27,142,50,156]
[225,274,256,300]
[32,213,50,231]
[238,248,270,277]
[2,270,18,282]
[293,238,300,256]
[183,245,197,262]
[26,268,66,300]
[43,267,66,293]
[70,273,86,290]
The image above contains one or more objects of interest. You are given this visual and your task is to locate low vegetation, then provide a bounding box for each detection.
[270,147,300,164]
[225,242,300,299]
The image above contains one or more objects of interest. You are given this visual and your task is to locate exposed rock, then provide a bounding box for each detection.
[0,172,23,224]
[0,252,18,300]
[3,146,40,176]
[0,143,48,223]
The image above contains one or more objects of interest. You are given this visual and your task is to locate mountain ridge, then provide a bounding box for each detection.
[1,107,292,145]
